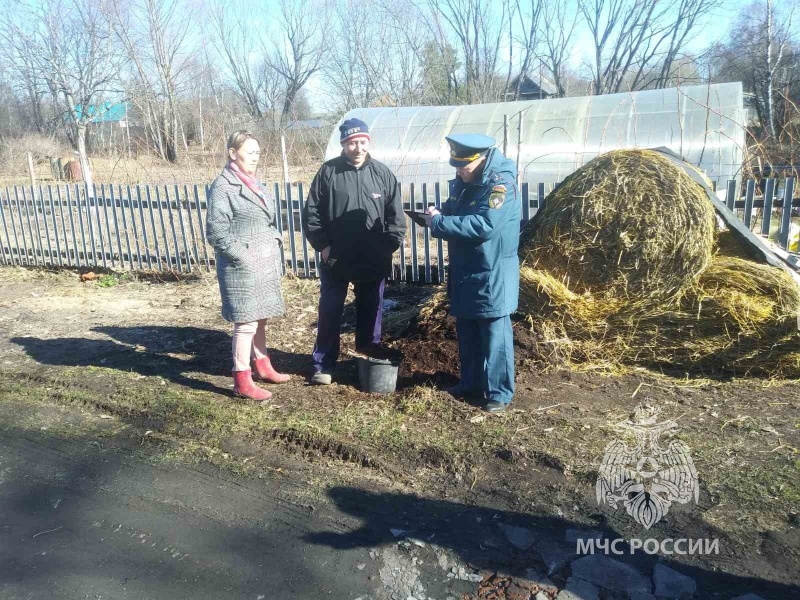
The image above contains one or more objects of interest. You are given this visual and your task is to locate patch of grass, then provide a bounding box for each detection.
[0,368,517,476]
[95,273,133,287]
[3,364,799,541]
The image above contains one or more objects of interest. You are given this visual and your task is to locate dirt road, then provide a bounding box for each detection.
[0,398,492,599]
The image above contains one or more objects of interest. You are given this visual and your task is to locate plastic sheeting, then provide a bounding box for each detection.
[325,83,746,188]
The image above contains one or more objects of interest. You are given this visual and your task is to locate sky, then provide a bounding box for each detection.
[301,0,756,113]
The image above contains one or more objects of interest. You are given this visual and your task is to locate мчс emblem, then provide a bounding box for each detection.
[596,404,698,529]
[488,185,506,209]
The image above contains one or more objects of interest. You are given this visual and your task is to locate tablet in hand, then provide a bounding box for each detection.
[404,210,429,227]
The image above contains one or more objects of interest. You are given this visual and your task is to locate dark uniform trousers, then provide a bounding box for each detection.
[456,315,515,403]
[312,268,384,372]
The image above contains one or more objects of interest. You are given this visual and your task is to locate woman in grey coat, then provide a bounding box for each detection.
[206,130,289,400]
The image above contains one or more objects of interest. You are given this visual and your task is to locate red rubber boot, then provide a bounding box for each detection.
[232,370,272,401]
[252,356,290,383]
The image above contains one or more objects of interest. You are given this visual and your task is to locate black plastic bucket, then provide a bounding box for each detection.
[356,356,400,394]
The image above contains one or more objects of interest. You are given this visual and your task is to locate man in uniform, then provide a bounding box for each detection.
[303,118,406,385]
[422,133,520,412]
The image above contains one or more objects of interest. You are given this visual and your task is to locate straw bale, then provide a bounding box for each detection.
[521,149,716,299]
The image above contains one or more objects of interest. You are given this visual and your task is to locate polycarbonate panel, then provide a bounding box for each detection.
[325,83,746,189]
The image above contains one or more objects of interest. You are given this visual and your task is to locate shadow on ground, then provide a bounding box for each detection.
[0,417,364,599]
[305,486,800,600]
[10,325,310,395]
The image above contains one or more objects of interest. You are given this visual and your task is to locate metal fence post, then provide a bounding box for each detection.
[434,182,444,284]
[272,183,286,275]
[409,183,419,282]
[744,179,756,229]
[285,182,298,275]
[761,178,776,237]
[422,183,432,283]
[196,185,212,272]
[297,183,310,277]
[20,187,40,265]
[0,189,13,265]
[780,177,796,249]
[398,182,405,282]
[46,185,62,266]
[174,184,192,273]
[182,184,201,271]
[118,185,134,269]
[725,179,737,211]
[108,185,124,268]
[37,184,54,265]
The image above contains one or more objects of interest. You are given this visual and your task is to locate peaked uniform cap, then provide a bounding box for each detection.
[446,133,496,167]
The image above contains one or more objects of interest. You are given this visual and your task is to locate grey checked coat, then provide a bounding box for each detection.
[206,167,285,323]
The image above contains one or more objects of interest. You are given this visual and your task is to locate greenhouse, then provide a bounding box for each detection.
[325,82,746,189]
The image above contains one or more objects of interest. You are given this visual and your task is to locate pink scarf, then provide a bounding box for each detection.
[227,161,266,203]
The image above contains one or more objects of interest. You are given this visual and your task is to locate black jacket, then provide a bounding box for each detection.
[303,154,405,281]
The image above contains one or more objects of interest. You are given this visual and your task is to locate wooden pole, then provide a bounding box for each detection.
[198,95,205,152]
[26,152,36,189]
[125,102,131,159]
[280,135,290,187]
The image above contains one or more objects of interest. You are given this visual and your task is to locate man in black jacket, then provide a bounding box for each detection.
[302,118,406,385]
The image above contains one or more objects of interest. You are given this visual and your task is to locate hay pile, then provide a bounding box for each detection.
[518,149,800,377]
[523,149,716,299]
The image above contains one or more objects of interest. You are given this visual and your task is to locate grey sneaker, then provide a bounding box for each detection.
[310,370,332,385]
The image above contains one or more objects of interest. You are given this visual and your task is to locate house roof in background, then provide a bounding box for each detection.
[509,74,557,97]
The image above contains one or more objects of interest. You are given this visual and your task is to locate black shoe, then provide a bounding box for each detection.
[483,401,509,413]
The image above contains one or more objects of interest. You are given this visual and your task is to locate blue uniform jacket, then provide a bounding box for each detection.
[430,148,520,319]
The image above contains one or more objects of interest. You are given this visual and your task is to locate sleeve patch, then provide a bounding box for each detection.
[492,185,506,193]
[488,192,505,209]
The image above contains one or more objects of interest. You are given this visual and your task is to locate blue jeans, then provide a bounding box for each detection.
[312,269,384,372]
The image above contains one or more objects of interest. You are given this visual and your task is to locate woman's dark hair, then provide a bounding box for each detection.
[227,130,259,152]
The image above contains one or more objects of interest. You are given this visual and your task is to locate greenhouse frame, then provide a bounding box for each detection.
[325,82,746,189]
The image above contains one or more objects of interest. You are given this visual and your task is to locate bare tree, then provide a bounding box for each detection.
[433,0,512,103]
[540,0,579,97]
[422,10,463,104]
[650,0,721,89]
[579,0,662,94]
[1,0,123,187]
[108,0,194,162]
[511,0,543,100]
[763,0,797,137]
[373,0,429,106]
[0,49,51,134]
[208,2,277,123]
[711,0,799,138]
[577,0,716,95]
[269,0,328,125]
[323,0,376,110]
